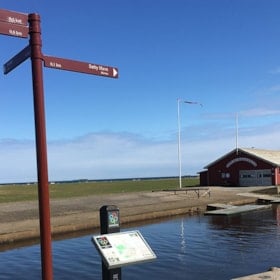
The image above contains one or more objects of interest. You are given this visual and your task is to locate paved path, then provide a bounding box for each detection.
[0,186,274,247]
[232,267,280,280]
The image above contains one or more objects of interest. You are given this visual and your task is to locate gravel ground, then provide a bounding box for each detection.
[0,186,274,247]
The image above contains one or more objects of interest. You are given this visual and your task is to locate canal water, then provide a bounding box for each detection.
[0,205,279,279]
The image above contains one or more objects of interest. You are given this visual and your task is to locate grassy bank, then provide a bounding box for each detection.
[0,177,199,203]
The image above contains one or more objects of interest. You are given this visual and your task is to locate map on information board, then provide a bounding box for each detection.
[92,230,157,269]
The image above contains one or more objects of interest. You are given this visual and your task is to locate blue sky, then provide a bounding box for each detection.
[0,0,280,183]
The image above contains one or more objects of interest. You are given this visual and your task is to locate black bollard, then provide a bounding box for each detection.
[99,205,121,280]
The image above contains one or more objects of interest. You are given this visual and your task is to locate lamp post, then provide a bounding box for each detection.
[177,99,202,189]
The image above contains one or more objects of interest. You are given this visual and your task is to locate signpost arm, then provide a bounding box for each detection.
[28,13,53,280]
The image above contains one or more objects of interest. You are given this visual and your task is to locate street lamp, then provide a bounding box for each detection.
[177,99,202,189]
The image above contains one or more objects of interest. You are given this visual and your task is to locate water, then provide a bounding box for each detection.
[0,205,279,279]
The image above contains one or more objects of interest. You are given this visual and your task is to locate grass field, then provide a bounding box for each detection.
[0,177,199,203]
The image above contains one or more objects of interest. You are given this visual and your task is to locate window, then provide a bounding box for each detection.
[263,174,271,178]
[241,174,254,178]
[222,172,230,178]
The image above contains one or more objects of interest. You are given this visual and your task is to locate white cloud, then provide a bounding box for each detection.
[239,107,280,117]
[267,85,280,93]
[253,84,280,102]
[269,67,280,75]
[47,133,178,181]
[0,139,37,183]
[1,122,280,183]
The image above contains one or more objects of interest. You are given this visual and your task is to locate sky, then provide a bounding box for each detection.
[0,0,280,183]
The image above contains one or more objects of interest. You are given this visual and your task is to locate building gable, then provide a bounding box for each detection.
[200,147,280,186]
[204,148,280,169]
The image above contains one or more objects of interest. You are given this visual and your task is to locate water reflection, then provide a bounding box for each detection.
[179,218,186,255]
[273,204,280,226]
[0,206,279,279]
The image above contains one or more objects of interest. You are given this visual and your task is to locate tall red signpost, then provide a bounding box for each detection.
[1,8,118,280]
[29,13,53,280]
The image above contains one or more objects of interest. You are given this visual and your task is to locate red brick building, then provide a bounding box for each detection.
[200,148,280,186]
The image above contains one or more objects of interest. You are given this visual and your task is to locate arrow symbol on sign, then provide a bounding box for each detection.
[113,68,118,77]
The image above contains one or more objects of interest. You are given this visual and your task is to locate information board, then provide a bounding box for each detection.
[92,230,156,269]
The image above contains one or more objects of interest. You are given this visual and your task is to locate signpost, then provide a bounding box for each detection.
[99,206,122,280]
[0,21,29,38]
[1,7,119,280]
[3,45,31,74]
[28,13,53,280]
[43,55,118,78]
[0,8,28,25]
[0,9,28,38]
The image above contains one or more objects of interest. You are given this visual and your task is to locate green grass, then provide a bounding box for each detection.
[0,184,39,203]
[0,177,199,203]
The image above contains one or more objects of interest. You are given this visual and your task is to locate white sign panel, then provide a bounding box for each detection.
[92,230,157,269]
